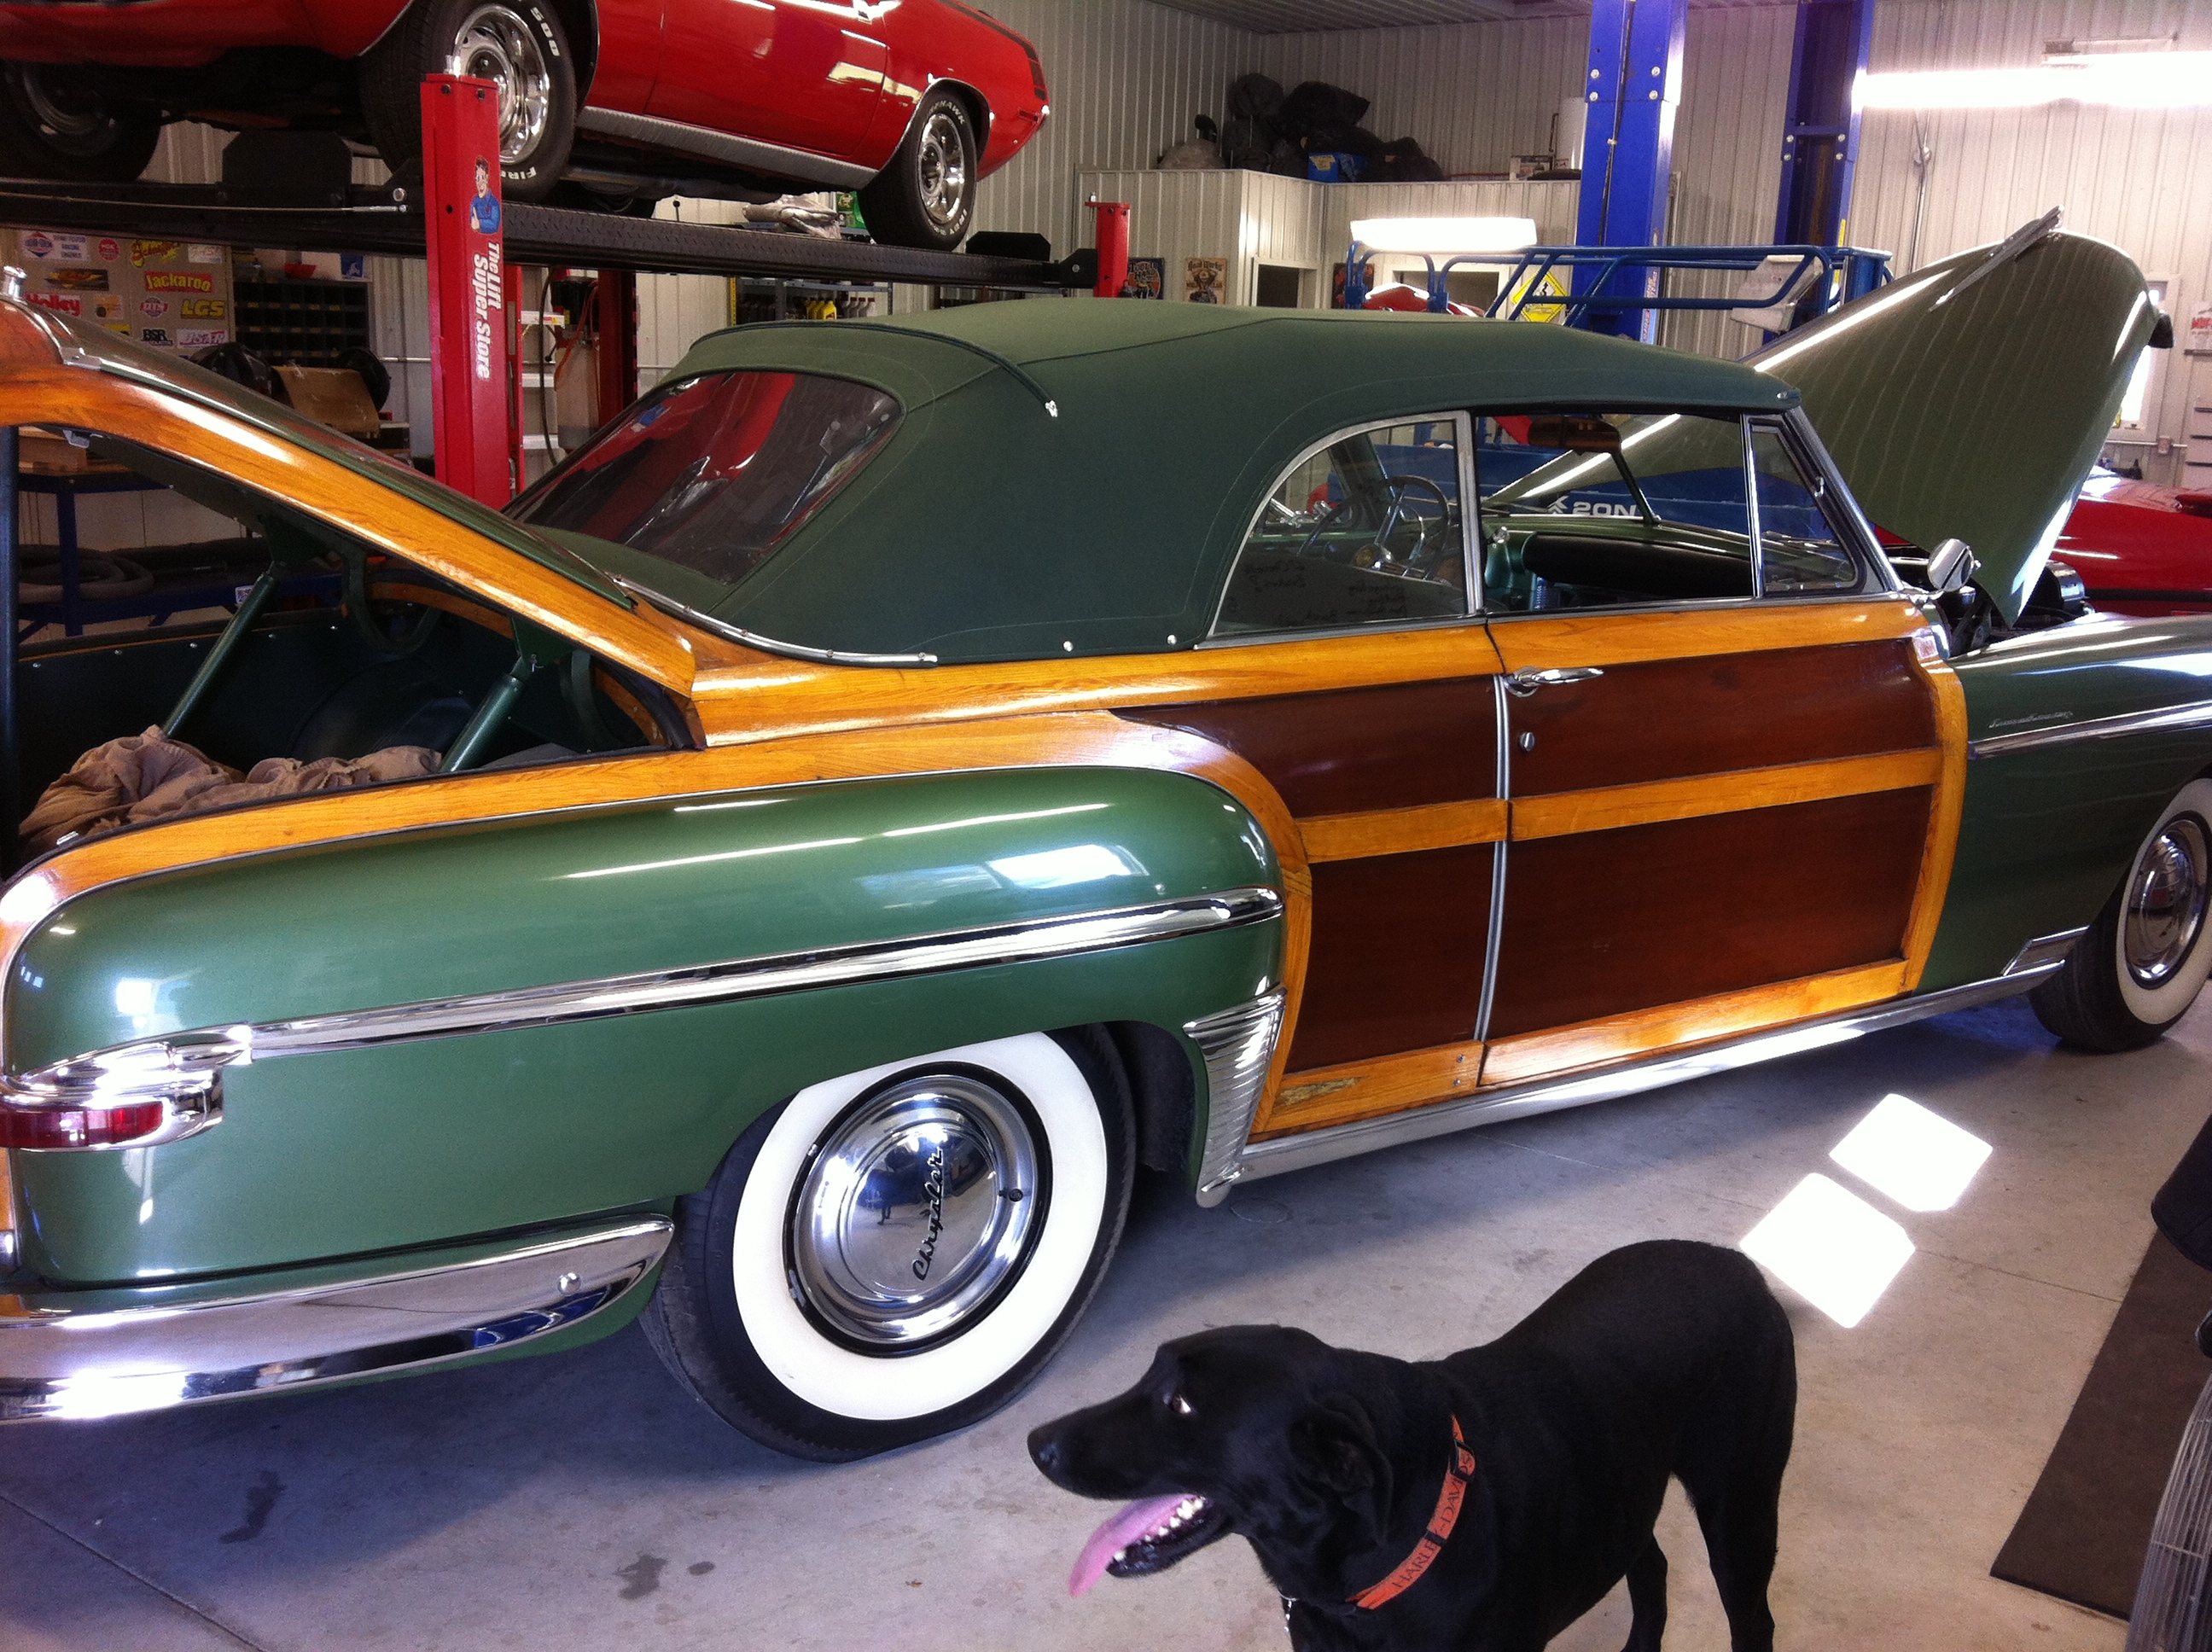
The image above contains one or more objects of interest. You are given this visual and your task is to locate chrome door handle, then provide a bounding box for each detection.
[1504,666,1604,696]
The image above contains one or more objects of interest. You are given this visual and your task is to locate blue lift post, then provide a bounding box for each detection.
[1575,0,1688,341]
[1773,0,1877,312]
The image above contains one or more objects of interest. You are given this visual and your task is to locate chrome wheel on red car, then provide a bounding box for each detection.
[358,0,576,202]
[859,87,978,252]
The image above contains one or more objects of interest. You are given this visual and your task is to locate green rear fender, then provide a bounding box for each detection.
[9,764,1283,1284]
[1923,614,2212,987]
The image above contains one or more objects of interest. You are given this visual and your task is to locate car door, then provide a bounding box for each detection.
[1472,409,1964,1090]
[649,0,887,157]
[1119,415,1511,1136]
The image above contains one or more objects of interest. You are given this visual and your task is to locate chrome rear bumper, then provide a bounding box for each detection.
[0,1214,671,1422]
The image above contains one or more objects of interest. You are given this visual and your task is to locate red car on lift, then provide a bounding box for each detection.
[0,0,1048,247]
[2056,473,2212,616]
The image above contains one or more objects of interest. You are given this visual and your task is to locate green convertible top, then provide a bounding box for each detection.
[609,303,1799,664]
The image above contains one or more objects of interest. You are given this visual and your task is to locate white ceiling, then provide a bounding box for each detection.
[1150,0,1790,32]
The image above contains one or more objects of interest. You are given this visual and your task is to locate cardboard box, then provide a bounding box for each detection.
[275,365,383,440]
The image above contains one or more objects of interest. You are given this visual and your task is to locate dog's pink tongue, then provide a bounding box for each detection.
[1069,1493,1188,1597]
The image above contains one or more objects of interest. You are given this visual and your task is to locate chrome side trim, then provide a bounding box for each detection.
[1226,969,2056,1190]
[2007,926,2087,975]
[574,107,876,188]
[612,576,940,666]
[4,889,1284,1121]
[1187,990,1286,1204]
[1970,699,2212,758]
[0,1215,671,1422]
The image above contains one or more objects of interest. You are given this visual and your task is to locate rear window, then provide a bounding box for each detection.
[512,369,899,587]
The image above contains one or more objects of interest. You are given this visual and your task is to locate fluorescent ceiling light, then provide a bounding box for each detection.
[1860,50,2212,109]
[1828,1093,1991,1213]
[1349,217,1538,256]
[1741,1172,1915,1329]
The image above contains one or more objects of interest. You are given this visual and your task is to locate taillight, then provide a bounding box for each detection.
[0,1032,235,1150]
[0,1101,169,1150]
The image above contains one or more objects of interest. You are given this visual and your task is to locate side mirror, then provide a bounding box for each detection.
[1926,537,1980,594]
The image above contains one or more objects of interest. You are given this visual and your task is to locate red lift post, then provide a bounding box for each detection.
[421,73,515,505]
[1091,201,1130,298]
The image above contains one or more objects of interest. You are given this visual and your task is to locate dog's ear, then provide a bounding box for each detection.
[1290,1397,1394,1551]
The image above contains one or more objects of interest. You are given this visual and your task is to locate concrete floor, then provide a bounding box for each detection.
[3,992,2206,1651]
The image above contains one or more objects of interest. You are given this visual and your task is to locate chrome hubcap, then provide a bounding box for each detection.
[915,108,970,232]
[788,1072,1045,1350]
[2125,815,2211,987]
[449,3,550,166]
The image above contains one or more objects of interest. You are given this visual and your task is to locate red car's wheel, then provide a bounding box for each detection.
[0,62,159,183]
[359,0,576,202]
[859,87,978,252]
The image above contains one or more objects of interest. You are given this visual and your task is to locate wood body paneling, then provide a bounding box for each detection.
[1288,842,1494,1072]
[1125,678,1502,1079]
[1119,677,1496,817]
[1486,788,1934,1038]
[1505,640,1936,795]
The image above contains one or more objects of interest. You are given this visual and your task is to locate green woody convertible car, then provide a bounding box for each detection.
[0,219,2201,1458]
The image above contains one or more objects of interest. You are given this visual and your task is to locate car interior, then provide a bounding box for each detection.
[16,429,689,858]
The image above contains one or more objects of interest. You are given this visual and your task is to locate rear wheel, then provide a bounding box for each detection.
[2034,779,2212,1051]
[358,0,575,202]
[0,63,159,183]
[643,1030,1133,1460]
[858,88,976,251]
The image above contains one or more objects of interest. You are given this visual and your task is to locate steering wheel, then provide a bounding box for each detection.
[344,551,443,656]
[1297,474,1453,570]
[1371,474,1453,570]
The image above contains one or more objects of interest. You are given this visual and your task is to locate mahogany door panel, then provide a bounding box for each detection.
[1120,673,1501,1079]
[1289,844,1495,1070]
[1485,788,1932,1038]
[1483,602,1953,1075]
[1506,640,1936,794]
[1118,677,1496,817]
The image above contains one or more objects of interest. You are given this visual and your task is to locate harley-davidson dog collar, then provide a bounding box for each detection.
[1348,1414,1478,1610]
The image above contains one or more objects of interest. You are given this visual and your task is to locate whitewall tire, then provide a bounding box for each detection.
[643,1028,1133,1459]
[2034,778,2212,1051]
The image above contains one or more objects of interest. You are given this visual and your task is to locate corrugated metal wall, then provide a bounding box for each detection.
[1658,3,1797,358]
[1248,16,1590,175]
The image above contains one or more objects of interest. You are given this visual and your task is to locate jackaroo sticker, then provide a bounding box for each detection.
[143,272,213,294]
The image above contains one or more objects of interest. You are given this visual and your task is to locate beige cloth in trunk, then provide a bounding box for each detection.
[21,727,438,855]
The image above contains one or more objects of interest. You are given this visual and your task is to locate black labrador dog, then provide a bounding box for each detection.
[1028,1240,1794,1650]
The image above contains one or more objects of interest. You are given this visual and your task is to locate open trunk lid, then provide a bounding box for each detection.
[1746,218,2159,623]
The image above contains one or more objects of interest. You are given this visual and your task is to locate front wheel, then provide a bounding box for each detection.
[0,63,159,183]
[358,0,576,202]
[2034,779,2212,1051]
[858,87,977,251]
[643,1030,1133,1459]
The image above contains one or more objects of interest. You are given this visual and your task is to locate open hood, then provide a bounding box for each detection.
[1745,218,2159,623]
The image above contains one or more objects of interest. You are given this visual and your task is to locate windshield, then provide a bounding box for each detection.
[512,369,899,590]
